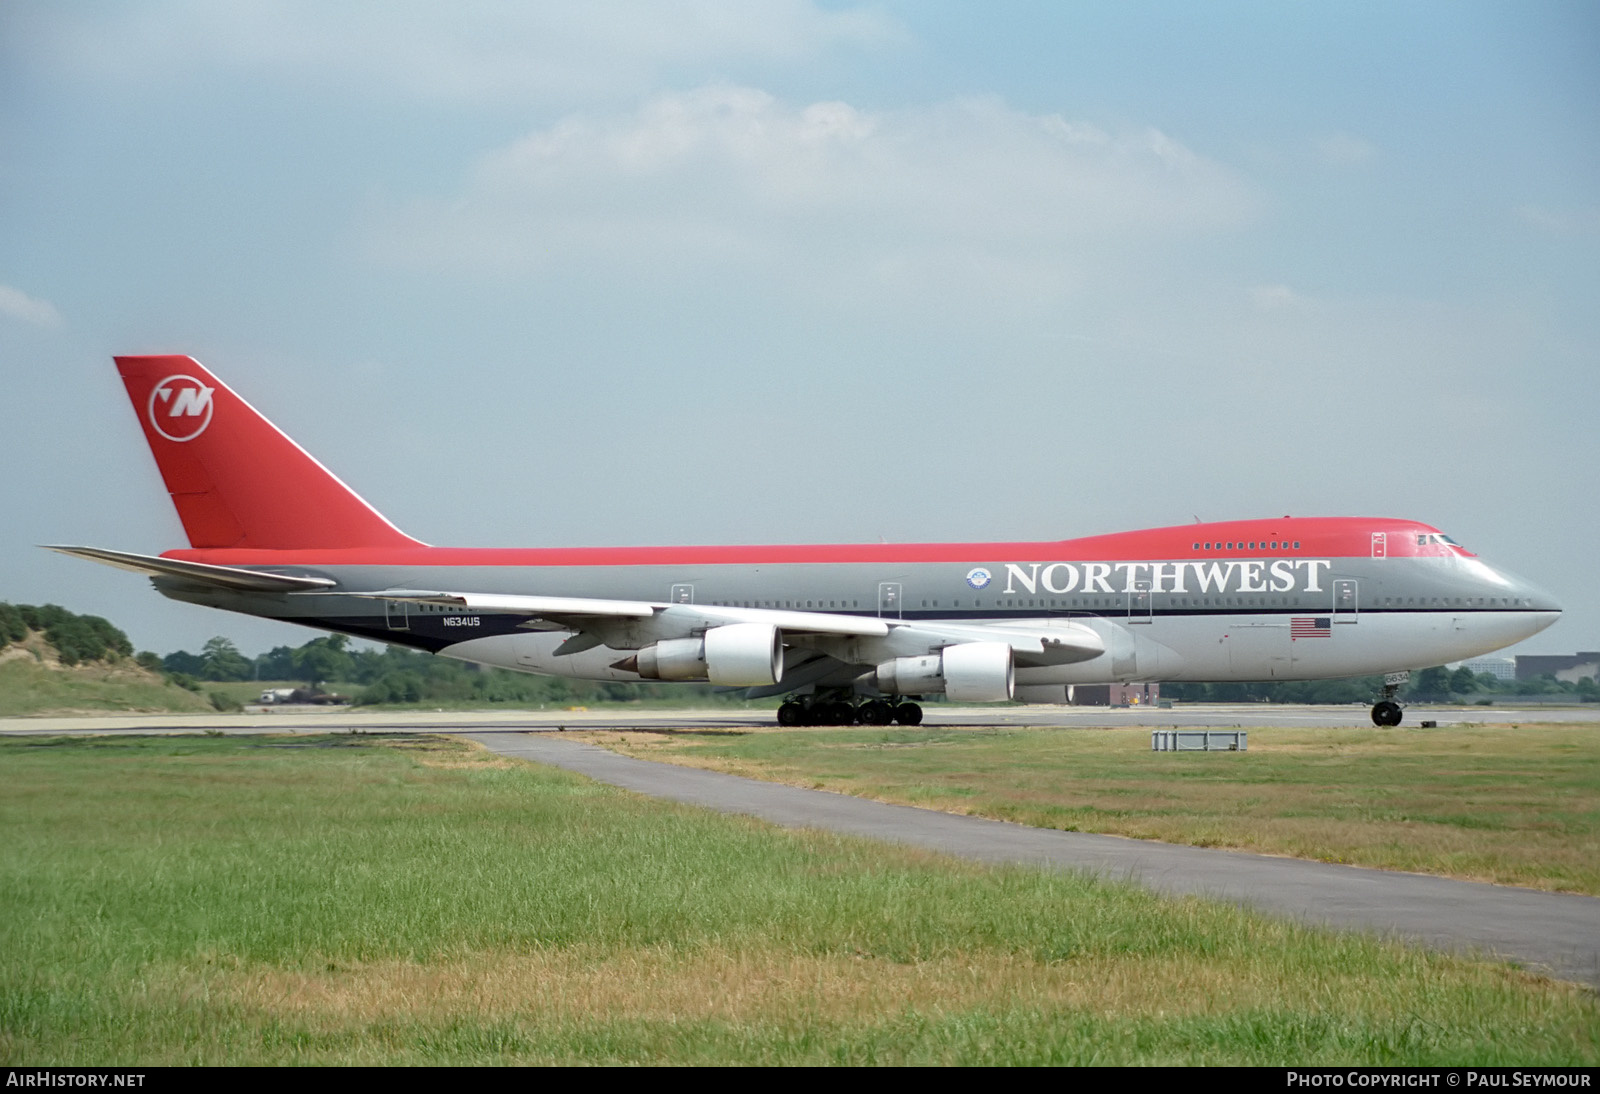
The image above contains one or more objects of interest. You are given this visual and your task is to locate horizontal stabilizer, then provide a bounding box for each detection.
[44,545,337,592]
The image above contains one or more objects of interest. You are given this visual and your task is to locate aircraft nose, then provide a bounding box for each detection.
[1486,564,1563,643]
[1526,584,1562,614]
[1461,557,1562,614]
[1503,570,1562,614]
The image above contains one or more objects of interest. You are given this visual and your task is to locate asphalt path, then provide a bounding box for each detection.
[469,729,1600,990]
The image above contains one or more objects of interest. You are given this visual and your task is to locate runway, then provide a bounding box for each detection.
[3,701,1596,736]
[5,707,1597,989]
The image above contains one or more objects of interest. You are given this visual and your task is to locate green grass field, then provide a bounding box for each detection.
[581,722,1600,895]
[1,733,1595,1065]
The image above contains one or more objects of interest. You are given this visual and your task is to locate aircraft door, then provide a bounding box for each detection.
[1371,532,1387,558]
[1127,579,1153,624]
[1333,579,1358,623]
[384,600,409,631]
[878,582,902,619]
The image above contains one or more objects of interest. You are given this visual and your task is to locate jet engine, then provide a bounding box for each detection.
[631,622,783,686]
[873,641,1014,702]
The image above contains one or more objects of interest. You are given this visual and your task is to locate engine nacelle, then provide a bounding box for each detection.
[873,641,1015,703]
[633,623,783,686]
[942,641,1014,702]
[873,654,944,695]
[635,637,709,681]
[704,622,783,686]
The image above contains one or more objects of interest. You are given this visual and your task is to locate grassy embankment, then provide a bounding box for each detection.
[0,665,761,717]
[1,733,1594,1065]
[580,723,1600,895]
[0,640,213,717]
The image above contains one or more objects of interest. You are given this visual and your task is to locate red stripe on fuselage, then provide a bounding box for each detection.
[162,517,1453,568]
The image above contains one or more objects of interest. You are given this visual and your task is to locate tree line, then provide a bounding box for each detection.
[1163,664,1597,704]
[159,633,732,706]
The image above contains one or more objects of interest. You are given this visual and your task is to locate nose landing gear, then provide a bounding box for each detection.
[1371,671,1409,727]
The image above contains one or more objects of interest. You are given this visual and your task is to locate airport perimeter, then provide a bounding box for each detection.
[5,705,1597,991]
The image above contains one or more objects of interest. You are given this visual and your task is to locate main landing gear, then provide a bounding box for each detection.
[776,692,923,727]
[1370,671,1409,727]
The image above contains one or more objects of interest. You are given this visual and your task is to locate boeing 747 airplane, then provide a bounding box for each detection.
[50,356,1561,727]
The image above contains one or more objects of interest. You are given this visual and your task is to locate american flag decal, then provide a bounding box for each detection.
[1291,617,1332,639]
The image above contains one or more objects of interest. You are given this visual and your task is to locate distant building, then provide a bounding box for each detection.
[1460,656,1516,681]
[1515,652,1600,683]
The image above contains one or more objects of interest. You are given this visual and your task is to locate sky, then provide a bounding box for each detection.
[1,1,1596,659]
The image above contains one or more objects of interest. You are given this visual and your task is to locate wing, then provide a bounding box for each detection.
[904,619,1105,665]
[358,590,1101,663]
[356,590,892,638]
[358,590,658,620]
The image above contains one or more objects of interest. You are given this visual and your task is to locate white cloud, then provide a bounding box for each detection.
[0,284,62,327]
[44,0,901,105]
[367,86,1257,298]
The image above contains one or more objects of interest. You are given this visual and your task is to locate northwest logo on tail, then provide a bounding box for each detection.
[147,374,214,442]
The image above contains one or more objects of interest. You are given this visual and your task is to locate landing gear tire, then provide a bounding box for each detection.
[822,700,858,726]
[893,701,923,726]
[1371,673,1407,728]
[858,699,894,726]
[777,693,861,727]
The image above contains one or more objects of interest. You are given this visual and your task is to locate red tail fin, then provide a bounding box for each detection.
[115,355,424,550]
